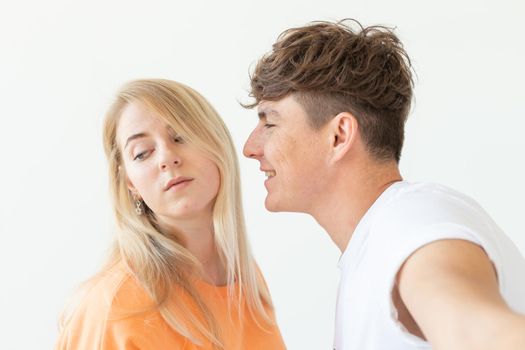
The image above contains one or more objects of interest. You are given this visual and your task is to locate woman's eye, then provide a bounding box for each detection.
[133,150,150,161]
[174,135,184,143]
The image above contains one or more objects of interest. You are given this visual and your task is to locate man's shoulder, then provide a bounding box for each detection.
[366,181,490,252]
[378,181,483,221]
[389,181,472,203]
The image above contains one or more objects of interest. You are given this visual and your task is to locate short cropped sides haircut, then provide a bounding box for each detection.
[246,19,414,163]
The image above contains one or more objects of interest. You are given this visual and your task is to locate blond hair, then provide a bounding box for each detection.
[61,79,273,349]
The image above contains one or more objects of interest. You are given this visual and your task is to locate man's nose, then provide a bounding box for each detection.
[243,128,263,159]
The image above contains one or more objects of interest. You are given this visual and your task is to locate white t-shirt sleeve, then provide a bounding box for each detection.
[371,192,501,346]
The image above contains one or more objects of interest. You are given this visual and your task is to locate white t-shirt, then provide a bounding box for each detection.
[334,181,525,350]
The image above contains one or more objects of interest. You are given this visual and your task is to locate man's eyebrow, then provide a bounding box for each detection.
[257,107,280,120]
[124,132,148,149]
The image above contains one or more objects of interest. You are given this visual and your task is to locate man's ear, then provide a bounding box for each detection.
[328,112,359,163]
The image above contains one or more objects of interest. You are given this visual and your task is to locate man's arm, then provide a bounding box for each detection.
[397,239,525,350]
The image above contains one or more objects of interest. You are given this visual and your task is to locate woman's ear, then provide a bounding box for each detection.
[328,112,359,163]
[127,182,138,198]
[120,166,139,198]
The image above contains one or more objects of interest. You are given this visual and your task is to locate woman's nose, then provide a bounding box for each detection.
[159,146,182,171]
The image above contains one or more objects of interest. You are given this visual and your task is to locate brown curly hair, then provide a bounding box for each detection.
[245,19,414,162]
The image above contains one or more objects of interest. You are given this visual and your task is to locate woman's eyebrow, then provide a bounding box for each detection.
[124,132,148,149]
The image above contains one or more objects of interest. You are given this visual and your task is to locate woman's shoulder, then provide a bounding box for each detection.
[79,261,154,314]
[55,261,164,350]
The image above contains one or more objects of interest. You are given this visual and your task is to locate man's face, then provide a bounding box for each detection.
[243,95,330,213]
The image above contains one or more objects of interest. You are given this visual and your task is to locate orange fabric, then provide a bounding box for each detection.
[56,263,286,350]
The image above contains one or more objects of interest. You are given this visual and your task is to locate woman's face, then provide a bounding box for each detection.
[116,101,220,225]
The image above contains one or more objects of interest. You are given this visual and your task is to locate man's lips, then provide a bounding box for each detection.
[164,177,193,191]
[261,169,276,178]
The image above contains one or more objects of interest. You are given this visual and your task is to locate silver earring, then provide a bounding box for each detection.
[134,198,144,215]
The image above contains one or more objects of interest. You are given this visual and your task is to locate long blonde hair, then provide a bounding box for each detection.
[62,79,273,349]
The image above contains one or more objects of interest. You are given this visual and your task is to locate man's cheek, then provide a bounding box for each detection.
[273,148,293,170]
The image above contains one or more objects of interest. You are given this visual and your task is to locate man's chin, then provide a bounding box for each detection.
[264,197,281,212]
[265,196,306,214]
[264,196,296,213]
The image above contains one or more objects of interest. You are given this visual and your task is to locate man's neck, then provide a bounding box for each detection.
[310,161,402,252]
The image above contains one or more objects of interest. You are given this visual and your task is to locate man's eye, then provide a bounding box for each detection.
[264,123,276,129]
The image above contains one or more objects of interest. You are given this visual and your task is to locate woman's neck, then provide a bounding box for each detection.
[156,210,227,286]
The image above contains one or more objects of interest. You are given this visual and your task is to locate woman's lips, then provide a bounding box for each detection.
[164,177,193,191]
[167,179,192,192]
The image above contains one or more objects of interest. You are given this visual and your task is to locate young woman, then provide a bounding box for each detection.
[55,79,286,349]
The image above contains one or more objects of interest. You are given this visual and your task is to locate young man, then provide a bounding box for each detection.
[243,20,525,350]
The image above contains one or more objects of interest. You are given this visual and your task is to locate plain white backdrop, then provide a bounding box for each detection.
[1,0,524,349]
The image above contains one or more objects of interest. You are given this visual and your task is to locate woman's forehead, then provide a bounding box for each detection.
[116,103,170,145]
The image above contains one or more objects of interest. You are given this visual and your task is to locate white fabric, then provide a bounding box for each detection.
[334,181,525,350]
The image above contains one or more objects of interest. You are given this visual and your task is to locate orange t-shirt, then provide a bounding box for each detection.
[55,263,286,349]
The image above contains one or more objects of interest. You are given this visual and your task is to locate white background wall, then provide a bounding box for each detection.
[1,0,524,349]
